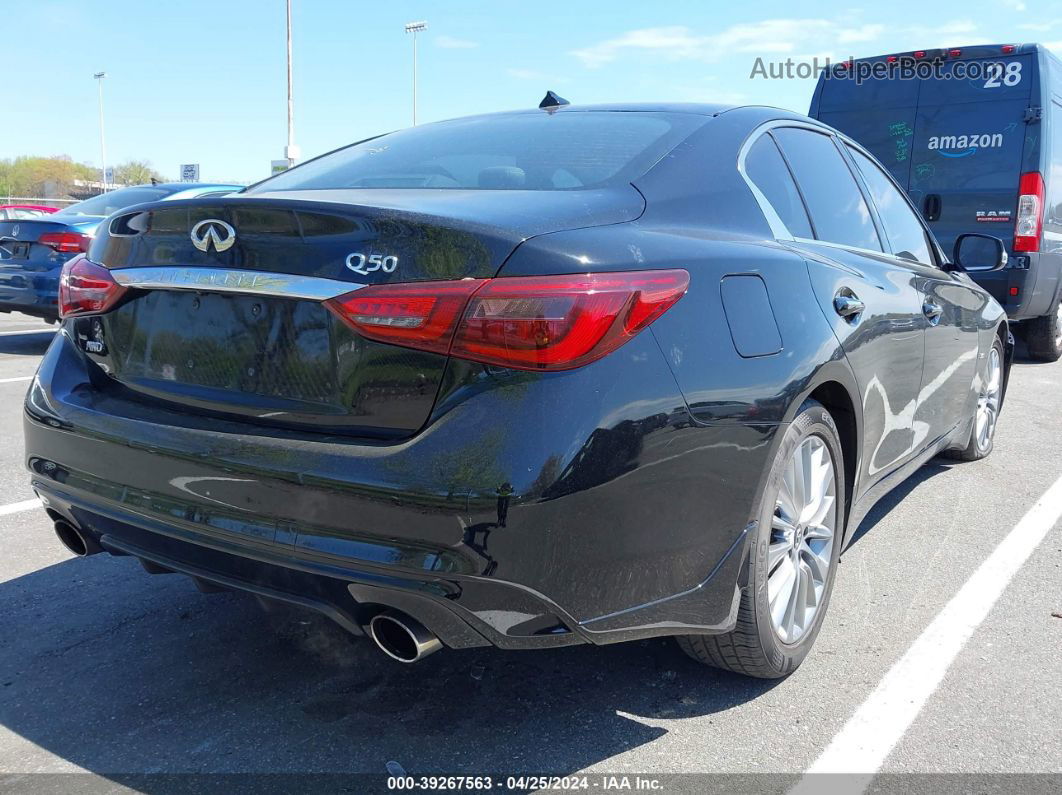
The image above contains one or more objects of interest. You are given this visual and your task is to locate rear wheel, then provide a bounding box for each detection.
[944,335,1004,462]
[678,400,844,678]
[1024,299,1062,362]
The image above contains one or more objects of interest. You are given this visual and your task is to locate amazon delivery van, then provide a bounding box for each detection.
[810,43,1062,360]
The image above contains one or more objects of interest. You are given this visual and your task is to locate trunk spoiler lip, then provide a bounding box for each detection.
[109,265,366,301]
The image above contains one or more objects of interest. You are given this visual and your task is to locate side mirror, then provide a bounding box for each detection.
[952,233,1008,273]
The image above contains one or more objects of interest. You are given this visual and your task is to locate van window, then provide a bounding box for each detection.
[773,128,881,251]
[743,134,813,238]
[848,146,934,265]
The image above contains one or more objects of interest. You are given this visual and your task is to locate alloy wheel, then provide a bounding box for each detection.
[767,435,837,644]
[975,346,1002,450]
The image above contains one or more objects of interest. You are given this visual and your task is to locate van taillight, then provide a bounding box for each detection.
[1014,172,1045,253]
[59,255,128,318]
[1002,45,1016,54]
[948,48,962,57]
[326,270,690,371]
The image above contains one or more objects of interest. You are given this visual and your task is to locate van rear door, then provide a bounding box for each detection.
[908,54,1037,257]
[812,70,920,188]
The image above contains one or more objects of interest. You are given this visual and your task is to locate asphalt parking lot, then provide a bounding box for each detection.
[0,311,1059,791]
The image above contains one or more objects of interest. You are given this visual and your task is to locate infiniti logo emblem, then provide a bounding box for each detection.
[190,219,237,253]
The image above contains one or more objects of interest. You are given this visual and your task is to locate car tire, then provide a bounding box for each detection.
[678,400,844,678]
[1024,298,1062,362]
[943,335,1004,462]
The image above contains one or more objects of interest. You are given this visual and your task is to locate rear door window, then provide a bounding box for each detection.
[773,127,882,251]
[847,146,934,265]
[743,134,813,238]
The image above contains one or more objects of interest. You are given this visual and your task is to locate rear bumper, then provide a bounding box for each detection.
[971,253,1060,320]
[0,264,61,320]
[23,328,770,649]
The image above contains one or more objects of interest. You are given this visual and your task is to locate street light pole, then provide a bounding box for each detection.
[93,72,108,191]
[285,0,299,166]
[404,21,427,125]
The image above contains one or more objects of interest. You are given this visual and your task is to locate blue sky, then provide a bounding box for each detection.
[7,0,1062,183]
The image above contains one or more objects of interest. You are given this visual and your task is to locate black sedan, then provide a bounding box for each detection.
[24,101,1010,678]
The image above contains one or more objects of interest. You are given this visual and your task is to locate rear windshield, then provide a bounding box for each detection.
[250,111,706,192]
[56,187,173,218]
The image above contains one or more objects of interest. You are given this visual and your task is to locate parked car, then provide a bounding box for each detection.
[0,205,60,220]
[24,103,1010,678]
[810,43,1062,360]
[0,182,241,322]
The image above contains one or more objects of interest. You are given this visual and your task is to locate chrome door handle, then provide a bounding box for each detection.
[833,294,865,318]
[923,301,943,322]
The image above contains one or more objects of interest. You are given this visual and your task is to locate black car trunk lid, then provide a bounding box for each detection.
[84,189,643,436]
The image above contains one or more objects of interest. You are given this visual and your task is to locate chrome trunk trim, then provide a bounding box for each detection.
[109,266,364,300]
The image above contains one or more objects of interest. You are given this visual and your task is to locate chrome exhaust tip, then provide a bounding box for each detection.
[54,520,101,557]
[368,610,443,663]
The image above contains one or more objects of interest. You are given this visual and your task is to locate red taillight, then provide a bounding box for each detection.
[1002,44,1016,54]
[39,231,91,253]
[949,48,962,57]
[886,55,898,63]
[59,255,128,318]
[325,279,487,355]
[1014,171,1045,253]
[914,50,927,59]
[453,270,690,370]
[326,269,689,371]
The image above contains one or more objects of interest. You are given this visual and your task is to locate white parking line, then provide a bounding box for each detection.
[0,498,42,517]
[792,472,1062,793]
[0,375,33,384]
[0,328,55,336]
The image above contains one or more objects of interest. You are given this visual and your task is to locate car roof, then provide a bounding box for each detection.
[429,102,737,122]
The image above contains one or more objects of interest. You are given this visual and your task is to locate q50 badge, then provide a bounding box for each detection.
[346,253,398,276]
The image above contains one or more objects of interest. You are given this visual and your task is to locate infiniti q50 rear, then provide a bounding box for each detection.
[23,102,1009,677]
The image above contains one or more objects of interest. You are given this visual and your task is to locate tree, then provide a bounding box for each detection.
[112,160,165,186]
[0,155,96,198]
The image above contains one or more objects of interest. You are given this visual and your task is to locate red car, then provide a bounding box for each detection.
[0,204,60,220]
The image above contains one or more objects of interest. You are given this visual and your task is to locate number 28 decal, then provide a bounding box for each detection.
[984,62,1022,88]
[346,252,398,276]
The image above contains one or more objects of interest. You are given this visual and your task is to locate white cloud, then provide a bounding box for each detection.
[1018,20,1059,29]
[838,24,886,43]
[571,19,886,68]
[570,18,997,69]
[1002,0,1027,10]
[506,68,545,80]
[435,35,478,49]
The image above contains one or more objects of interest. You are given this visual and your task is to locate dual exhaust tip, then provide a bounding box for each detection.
[53,519,443,664]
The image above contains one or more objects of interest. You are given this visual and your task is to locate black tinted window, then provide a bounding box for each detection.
[251,112,706,192]
[773,128,881,251]
[848,146,933,265]
[744,135,813,238]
